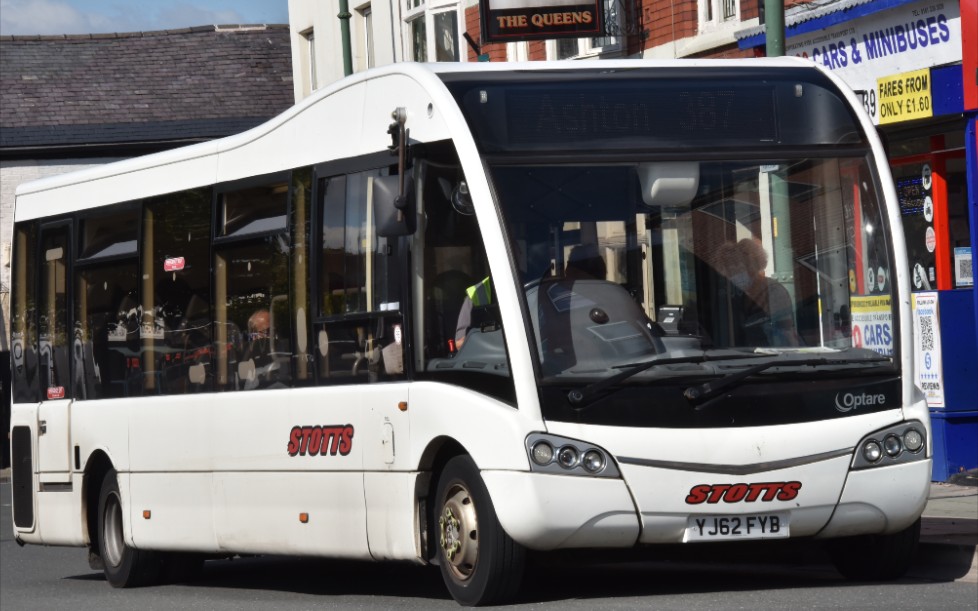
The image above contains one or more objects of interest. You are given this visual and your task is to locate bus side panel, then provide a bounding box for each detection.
[10,402,39,539]
[408,383,536,472]
[216,86,365,183]
[128,473,218,551]
[34,476,86,546]
[9,402,85,546]
[364,471,423,561]
[14,143,219,222]
[208,388,368,556]
[214,472,371,558]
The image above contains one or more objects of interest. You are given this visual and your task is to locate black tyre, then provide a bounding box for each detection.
[434,455,525,606]
[827,518,920,581]
[97,469,162,587]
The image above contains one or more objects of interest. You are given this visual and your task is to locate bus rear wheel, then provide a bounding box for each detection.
[97,469,162,587]
[434,455,525,606]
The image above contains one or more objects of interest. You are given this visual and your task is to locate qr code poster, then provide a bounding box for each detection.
[912,292,945,408]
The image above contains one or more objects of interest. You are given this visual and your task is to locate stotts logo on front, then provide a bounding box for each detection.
[685,481,802,504]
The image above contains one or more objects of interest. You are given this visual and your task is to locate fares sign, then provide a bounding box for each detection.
[877,68,933,124]
[481,0,603,43]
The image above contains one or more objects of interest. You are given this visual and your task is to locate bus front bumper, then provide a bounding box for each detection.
[481,471,640,551]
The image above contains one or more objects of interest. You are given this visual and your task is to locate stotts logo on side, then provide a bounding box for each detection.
[685,481,802,504]
[287,424,354,457]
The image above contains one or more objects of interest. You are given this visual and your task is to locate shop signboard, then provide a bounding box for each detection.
[877,67,934,124]
[480,0,604,42]
[850,294,894,357]
[785,0,962,125]
[912,291,945,408]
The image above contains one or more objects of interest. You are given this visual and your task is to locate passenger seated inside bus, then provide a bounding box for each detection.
[719,238,800,347]
[238,307,286,389]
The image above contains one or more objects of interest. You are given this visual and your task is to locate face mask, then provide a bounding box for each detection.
[730,272,751,291]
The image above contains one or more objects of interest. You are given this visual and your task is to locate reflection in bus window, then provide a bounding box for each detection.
[11,223,39,402]
[216,240,293,391]
[317,168,406,385]
[146,189,213,394]
[74,264,139,399]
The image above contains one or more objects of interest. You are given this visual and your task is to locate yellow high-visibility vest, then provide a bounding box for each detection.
[466,276,492,306]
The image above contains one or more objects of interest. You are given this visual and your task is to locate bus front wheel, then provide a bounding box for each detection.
[434,455,525,606]
[97,469,162,587]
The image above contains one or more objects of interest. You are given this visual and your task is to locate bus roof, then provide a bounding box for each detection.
[14,56,836,221]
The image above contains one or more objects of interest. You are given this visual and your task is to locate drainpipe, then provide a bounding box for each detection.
[763,0,785,57]
[339,0,353,76]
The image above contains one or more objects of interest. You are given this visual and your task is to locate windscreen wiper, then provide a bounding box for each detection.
[683,355,892,409]
[567,352,759,407]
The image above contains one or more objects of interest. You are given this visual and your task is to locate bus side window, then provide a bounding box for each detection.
[38,227,70,398]
[74,207,140,399]
[416,149,515,405]
[146,189,213,395]
[214,177,293,392]
[316,168,406,385]
[11,223,40,403]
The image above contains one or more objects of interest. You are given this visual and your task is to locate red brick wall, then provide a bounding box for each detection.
[638,0,697,54]
[465,5,506,62]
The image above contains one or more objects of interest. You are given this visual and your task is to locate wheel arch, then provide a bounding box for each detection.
[416,436,468,561]
[82,449,114,552]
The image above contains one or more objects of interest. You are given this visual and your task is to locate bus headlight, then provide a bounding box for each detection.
[557,446,579,469]
[581,450,606,474]
[852,421,927,470]
[862,440,882,463]
[524,433,620,478]
[903,428,924,452]
[530,441,554,466]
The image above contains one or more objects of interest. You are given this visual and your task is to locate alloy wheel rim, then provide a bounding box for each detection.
[439,482,479,581]
[102,492,125,567]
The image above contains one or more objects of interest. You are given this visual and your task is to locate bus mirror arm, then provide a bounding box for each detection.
[374,107,417,238]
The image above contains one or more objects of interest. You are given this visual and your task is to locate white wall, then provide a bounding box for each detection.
[289,0,405,102]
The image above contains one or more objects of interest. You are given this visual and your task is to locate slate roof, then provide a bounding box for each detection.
[0,25,294,156]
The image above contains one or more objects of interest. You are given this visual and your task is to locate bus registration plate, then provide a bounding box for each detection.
[684,513,789,542]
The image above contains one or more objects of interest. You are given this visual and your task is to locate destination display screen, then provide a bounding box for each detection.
[441,68,866,154]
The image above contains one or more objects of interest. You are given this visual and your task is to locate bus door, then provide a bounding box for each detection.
[37,224,73,483]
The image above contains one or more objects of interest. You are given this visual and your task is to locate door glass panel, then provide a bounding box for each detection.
[39,228,70,398]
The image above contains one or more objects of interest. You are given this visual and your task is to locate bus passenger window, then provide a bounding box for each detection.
[74,207,140,399]
[146,189,213,394]
[38,228,70,398]
[11,223,40,403]
[214,176,293,392]
[316,168,406,385]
